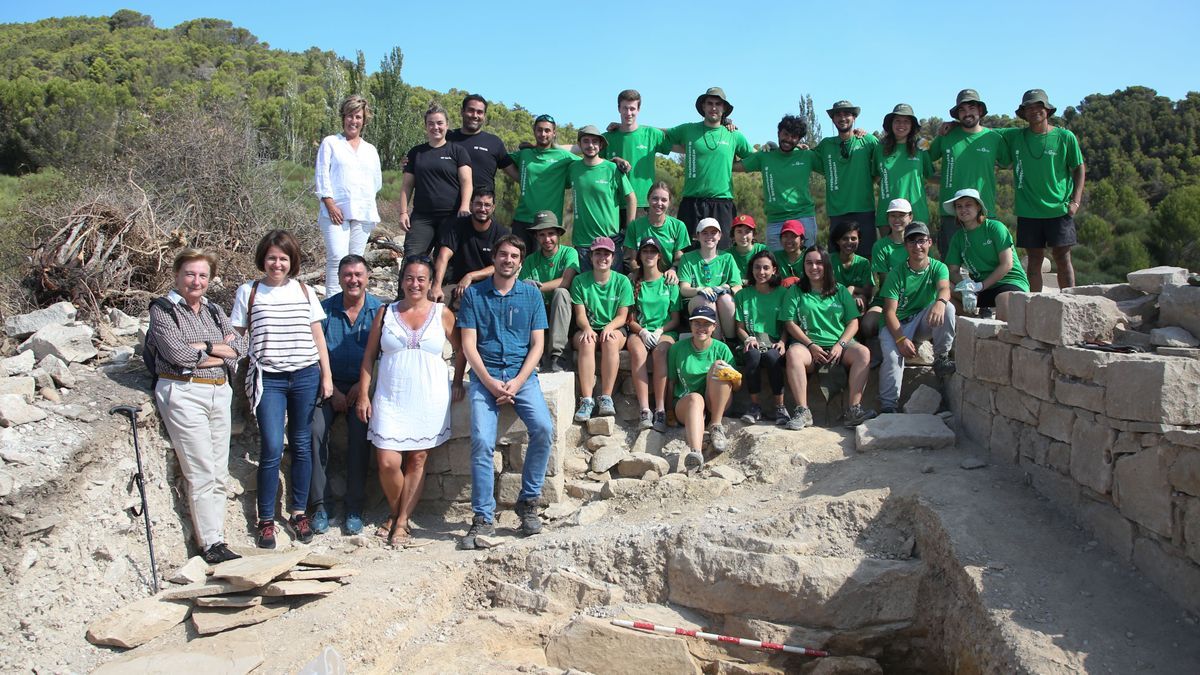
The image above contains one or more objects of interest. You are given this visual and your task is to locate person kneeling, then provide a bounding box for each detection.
[667,306,736,472]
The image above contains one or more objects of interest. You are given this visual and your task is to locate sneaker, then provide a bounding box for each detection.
[784,406,811,431]
[574,397,595,422]
[844,404,878,428]
[458,515,495,550]
[652,410,668,434]
[740,404,761,425]
[202,542,242,564]
[932,354,956,378]
[549,354,569,373]
[256,520,276,549]
[515,500,543,536]
[310,507,329,534]
[596,395,616,417]
[709,424,729,453]
[344,512,364,535]
[684,451,704,472]
[638,409,653,430]
[288,514,314,544]
[772,404,789,424]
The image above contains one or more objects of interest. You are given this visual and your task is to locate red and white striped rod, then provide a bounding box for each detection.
[611,619,829,657]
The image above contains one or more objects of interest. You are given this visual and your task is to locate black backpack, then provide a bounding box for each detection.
[142,297,224,387]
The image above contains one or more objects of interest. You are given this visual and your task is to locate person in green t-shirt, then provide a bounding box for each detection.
[623,181,689,279]
[735,114,819,251]
[502,114,578,249]
[728,214,768,286]
[873,104,934,227]
[830,220,874,311]
[862,199,913,339]
[1001,89,1086,292]
[928,89,1006,257]
[733,250,789,425]
[813,100,881,255]
[667,305,737,471]
[625,236,682,432]
[677,218,741,340]
[780,246,876,430]
[569,236,633,422]
[877,222,956,414]
[943,189,1030,320]
[604,89,672,219]
[569,125,636,273]
[519,211,579,372]
[773,220,808,285]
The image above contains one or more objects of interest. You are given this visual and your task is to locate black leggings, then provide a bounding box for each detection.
[741,346,785,395]
[404,210,451,258]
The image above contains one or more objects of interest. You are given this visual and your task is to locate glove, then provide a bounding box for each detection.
[699,287,718,302]
[640,328,660,349]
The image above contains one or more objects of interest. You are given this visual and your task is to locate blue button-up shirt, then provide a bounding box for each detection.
[458,277,547,379]
[321,292,383,383]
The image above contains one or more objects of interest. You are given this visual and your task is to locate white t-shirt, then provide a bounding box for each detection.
[314,133,382,223]
[230,279,326,373]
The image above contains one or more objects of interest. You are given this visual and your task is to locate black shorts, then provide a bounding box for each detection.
[977,283,1024,308]
[1017,215,1077,249]
[677,197,734,250]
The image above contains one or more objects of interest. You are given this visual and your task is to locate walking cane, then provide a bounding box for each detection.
[110,404,160,593]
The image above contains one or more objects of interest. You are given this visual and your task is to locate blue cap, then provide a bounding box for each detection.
[689,305,718,324]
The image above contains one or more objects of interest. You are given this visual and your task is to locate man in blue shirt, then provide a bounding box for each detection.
[457,234,554,548]
[309,254,383,535]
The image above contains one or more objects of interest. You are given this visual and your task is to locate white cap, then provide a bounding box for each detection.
[695,217,722,234]
[886,198,913,214]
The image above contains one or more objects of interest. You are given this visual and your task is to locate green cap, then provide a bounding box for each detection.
[882,103,920,134]
[695,87,734,118]
[1015,89,1057,119]
[826,100,861,117]
[950,89,988,119]
[529,210,565,234]
[576,124,607,150]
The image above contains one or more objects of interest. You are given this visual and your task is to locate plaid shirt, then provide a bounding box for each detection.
[148,291,248,379]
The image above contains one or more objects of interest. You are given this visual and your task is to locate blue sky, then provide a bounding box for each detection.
[4,1,1197,142]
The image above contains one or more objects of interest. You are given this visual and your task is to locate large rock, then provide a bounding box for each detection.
[1065,284,1146,302]
[856,414,955,452]
[539,569,625,608]
[3,301,76,339]
[37,354,75,388]
[159,579,254,600]
[1025,294,1123,346]
[545,615,701,675]
[168,556,210,585]
[0,394,47,427]
[20,323,97,363]
[92,636,263,674]
[1113,446,1176,537]
[801,656,884,675]
[1160,284,1200,338]
[973,340,1012,385]
[0,350,34,377]
[0,377,35,400]
[1103,356,1200,425]
[1151,326,1200,347]
[1169,450,1200,497]
[1127,266,1189,294]
[902,384,942,414]
[1011,347,1053,400]
[209,549,307,588]
[256,580,340,596]
[617,453,670,478]
[1070,417,1115,494]
[590,444,627,473]
[191,604,289,635]
[85,595,191,648]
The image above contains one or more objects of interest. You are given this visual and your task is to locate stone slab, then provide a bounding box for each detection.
[855,414,955,451]
[0,394,46,427]
[92,637,263,674]
[1114,446,1176,536]
[1011,347,1053,400]
[973,340,1012,385]
[1103,356,1200,425]
[902,384,942,415]
[209,549,307,588]
[0,350,34,377]
[1151,326,1200,347]
[19,322,97,363]
[1065,284,1146,302]
[299,552,345,569]
[191,604,289,635]
[4,301,76,339]
[1127,266,1189,294]
[256,580,340,596]
[168,556,210,585]
[546,615,701,675]
[85,595,191,648]
[193,595,263,608]
[160,579,253,600]
[616,453,670,478]
[1026,294,1123,346]
[1161,284,1200,338]
[277,567,360,581]
[590,444,627,473]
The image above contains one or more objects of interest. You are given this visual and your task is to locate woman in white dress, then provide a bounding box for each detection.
[357,255,464,543]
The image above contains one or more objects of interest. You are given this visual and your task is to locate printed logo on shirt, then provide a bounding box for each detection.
[976,147,992,154]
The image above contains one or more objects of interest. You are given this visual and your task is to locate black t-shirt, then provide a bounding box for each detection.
[404,142,470,214]
[447,129,512,193]
[440,217,511,284]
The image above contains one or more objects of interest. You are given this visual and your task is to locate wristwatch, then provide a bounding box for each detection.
[838,340,848,348]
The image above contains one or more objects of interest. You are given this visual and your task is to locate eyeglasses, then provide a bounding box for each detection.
[905,238,931,246]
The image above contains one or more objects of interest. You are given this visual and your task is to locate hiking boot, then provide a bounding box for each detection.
[772,404,790,424]
[458,515,495,550]
[638,409,654,430]
[684,450,704,473]
[288,514,314,544]
[740,404,761,425]
[310,507,329,534]
[344,512,364,535]
[709,424,730,453]
[652,410,668,434]
[515,500,543,536]
[574,397,595,422]
[549,354,569,373]
[784,406,812,431]
[932,354,956,378]
[256,520,277,549]
[202,542,241,564]
[844,404,878,428]
[596,395,616,417]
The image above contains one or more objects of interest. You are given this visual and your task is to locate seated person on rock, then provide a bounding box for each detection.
[943,188,1029,320]
[570,236,633,422]
[677,218,741,340]
[733,250,789,425]
[431,188,509,309]
[830,220,874,313]
[861,198,913,339]
[772,219,807,285]
[728,214,767,286]
[626,236,681,434]
[518,210,579,373]
[667,305,736,473]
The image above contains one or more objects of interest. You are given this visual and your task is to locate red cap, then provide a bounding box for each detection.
[781,220,805,237]
[732,214,757,230]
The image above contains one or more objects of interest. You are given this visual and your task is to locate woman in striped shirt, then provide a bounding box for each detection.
[231,230,334,548]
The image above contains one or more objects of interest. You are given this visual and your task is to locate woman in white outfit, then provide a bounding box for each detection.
[315,94,383,297]
[357,255,464,544]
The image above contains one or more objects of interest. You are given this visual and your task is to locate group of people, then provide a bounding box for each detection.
[147,84,1085,561]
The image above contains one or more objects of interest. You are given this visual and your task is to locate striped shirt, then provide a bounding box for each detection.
[148,291,247,379]
[230,279,325,373]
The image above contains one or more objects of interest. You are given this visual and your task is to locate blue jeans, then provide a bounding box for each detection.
[469,370,554,522]
[766,216,817,252]
[256,364,320,520]
[309,379,369,514]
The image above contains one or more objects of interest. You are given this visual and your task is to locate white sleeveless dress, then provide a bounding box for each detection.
[368,302,451,451]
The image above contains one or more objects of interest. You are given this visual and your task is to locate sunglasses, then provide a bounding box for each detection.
[534,114,556,126]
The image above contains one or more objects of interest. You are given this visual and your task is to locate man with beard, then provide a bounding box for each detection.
[813,100,880,254]
[504,115,577,249]
[448,94,513,193]
[735,114,819,251]
[457,235,554,547]
[929,89,1006,256]
[519,211,580,373]
[432,189,510,309]
[569,125,636,272]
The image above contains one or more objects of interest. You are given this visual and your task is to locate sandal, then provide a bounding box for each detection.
[387,524,412,547]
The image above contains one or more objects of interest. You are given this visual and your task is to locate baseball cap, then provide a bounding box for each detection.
[780,220,806,237]
[695,218,722,235]
[688,305,718,324]
[886,198,913,214]
[589,236,616,253]
[732,214,756,230]
[638,236,665,254]
[903,222,931,240]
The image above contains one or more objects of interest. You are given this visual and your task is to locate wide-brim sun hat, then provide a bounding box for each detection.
[949,89,988,120]
[882,103,921,135]
[943,188,988,217]
[826,100,861,117]
[695,87,734,118]
[1015,89,1057,120]
[576,124,607,151]
[529,210,566,234]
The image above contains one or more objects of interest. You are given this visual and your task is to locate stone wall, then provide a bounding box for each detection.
[948,281,1200,613]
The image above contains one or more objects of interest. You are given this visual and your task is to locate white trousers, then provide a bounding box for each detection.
[319,214,376,297]
[155,380,233,548]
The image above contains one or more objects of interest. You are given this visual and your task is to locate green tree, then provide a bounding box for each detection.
[368,46,422,170]
[797,93,822,145]
[1150,185,1200,269]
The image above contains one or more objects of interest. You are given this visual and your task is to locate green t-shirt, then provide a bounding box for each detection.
[734,285,788,342]
[677,250,738,289]
[668,337,734,398]
[729,243,768,285]
[945,219,1030,292]
[871,238,907,276]
[774,251,805,280]
[624,216,690,263]
[603,126,671,208]
[664,122,754,199]
[813,133,879,216]
[873,144,934,226]
[998,127,1084,219]
[570,271,634,329]
[632,275,680,332]
[786,284,861,348]
[739,149,817,220]
[568,159,633,246]
[928,127,1005,215]
[834,254,873,289]
[510,147,578,223]
[519,245,580,302]
[878,258,950,322]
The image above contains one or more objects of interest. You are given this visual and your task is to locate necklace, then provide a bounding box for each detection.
[703,126,722,151]
[1024,127,1051,161]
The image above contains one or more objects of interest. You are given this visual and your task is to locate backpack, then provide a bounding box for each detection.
[143,297,224,387]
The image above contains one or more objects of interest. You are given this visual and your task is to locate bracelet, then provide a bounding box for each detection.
[804,341,815,348]
[895,335,908,343]
[936,298,949,306]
